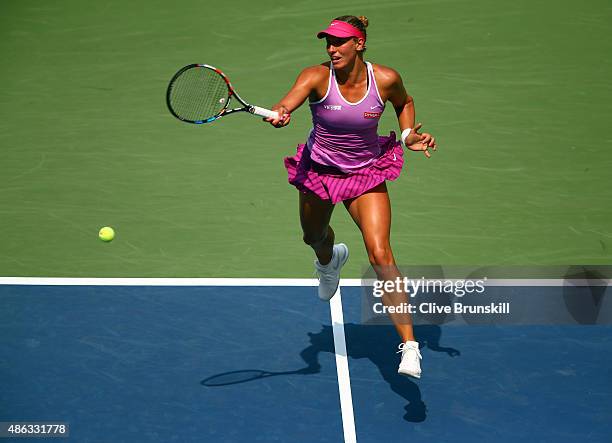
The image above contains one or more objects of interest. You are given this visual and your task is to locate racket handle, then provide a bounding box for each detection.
[251,106,279,120]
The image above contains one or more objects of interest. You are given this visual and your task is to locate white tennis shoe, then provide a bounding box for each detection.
[397,340,422,379]
[314,243,349,301]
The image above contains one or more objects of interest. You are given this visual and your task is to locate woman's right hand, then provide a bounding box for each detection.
[265,105,291,128]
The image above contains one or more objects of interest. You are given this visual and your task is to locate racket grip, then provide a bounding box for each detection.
[251,106,279,120]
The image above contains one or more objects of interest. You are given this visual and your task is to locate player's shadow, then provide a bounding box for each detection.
[303,323,459,422]
[202,323,459,423]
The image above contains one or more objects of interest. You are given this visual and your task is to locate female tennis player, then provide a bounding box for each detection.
[266,16,437,379]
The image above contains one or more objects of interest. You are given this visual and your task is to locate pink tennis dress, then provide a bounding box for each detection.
[284,61,404,204]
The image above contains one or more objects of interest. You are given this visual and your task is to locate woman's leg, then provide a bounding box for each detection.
[343,182,415,342]
[299,191,335,265]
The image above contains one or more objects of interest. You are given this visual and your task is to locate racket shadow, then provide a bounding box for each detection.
[200,335,326,387]
[201,368,311,387]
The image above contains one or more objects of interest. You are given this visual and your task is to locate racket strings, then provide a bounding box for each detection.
[168,67,229,122]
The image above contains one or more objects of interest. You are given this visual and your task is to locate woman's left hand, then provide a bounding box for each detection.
[404,123,437,158]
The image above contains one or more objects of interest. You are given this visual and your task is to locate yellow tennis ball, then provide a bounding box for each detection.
[99,226,115,242]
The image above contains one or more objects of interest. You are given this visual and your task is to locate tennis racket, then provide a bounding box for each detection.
[166,64,279,124]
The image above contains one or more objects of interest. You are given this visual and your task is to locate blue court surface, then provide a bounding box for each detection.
[1,282,611,442]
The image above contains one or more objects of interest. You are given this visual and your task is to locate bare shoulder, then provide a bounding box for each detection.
[371,63,403,89]
[297,63,329,80]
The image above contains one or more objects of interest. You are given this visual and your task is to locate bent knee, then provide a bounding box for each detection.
[368,246,394,267]
[303,230,328,247]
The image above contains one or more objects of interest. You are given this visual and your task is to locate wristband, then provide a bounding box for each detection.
[401,128,412,147]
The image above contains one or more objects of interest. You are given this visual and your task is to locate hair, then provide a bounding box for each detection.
[334,15,368,52]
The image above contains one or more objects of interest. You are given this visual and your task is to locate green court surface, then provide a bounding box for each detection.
[1,0,611,277]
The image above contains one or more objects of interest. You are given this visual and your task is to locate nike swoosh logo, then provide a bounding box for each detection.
[370,106,381,110]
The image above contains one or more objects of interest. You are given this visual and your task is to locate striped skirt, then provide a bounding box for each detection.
[283,132,404,204]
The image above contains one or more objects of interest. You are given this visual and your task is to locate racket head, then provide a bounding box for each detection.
[166,64,233,124]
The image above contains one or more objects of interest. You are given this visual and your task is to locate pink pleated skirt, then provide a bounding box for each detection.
[283,132,404,204]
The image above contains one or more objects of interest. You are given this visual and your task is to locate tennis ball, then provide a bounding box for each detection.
[99,226,115,242]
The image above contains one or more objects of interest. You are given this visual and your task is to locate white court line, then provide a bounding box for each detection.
[0,277,324,286]
[0,277,607,286]
[329,288,357,443]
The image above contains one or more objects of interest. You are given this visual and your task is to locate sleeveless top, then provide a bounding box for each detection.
[307,61,385,172]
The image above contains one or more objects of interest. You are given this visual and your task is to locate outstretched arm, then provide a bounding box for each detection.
[265,66,326,128]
